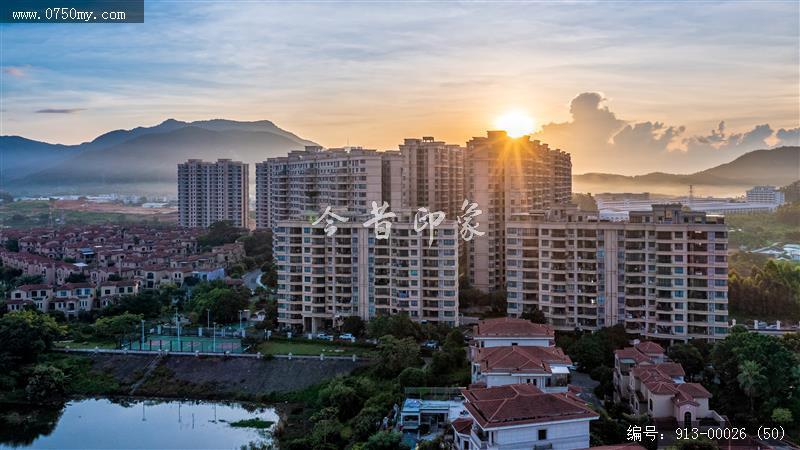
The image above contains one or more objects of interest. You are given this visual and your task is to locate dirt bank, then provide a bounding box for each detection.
[83,353,365,399]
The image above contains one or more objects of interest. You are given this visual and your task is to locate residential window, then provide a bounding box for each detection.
[538,429,548,440]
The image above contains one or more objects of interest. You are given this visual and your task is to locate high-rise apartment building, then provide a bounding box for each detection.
[505,204,729,342]
[399,137,465,217]
[255,146,403,229]
[274,210,459,332]
[177,159,249,228]
[465,131,572,292]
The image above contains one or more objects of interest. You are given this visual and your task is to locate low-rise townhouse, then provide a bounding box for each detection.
[613,341,726,428]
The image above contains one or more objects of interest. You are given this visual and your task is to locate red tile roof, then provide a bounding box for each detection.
[635,341,665,355]
[476,345,572,375]
[461,384,598,429]
[473,317,555,339]
[451,418,473,435]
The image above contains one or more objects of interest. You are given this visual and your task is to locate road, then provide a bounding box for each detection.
[242,269,263,292]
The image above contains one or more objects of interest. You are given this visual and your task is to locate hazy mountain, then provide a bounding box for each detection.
[0,136,83,181]
[574,146,800,196]
[3,119,318,195]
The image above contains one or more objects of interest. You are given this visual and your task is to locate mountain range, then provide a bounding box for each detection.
[1,119,318,195]
[573,146,799,196]
[2,119,798,197]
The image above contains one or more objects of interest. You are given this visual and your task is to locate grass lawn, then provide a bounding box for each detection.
[256,339,375,357]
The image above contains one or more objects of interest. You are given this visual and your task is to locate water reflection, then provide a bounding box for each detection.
[0,398,277,449]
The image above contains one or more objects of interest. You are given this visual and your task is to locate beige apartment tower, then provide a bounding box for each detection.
[255,146,403,229]
[465,131,572,292]
[274,210,459,332]
[505,204,729,342]
[177,159,249,228]
[399,137,465,217]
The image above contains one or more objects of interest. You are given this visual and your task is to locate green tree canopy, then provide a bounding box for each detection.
[0,310,65,363]
[374,335,421,378]
[94,312,143,340]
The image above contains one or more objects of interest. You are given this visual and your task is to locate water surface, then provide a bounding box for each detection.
[0,398,278,449]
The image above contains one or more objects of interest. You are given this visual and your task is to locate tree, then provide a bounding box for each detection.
[65,273,88,283]
[397,367,428,388]
[15,274,44,287]
[737,360,766,414]
[197,221,245,249]
[375,336,421,378]
[4,238,19,252]
[366,314,420,340]
[0,311,65,363]
[187,282,250,324]
[712,329,799,424]
[94,312,143,341]
[521,307,547,324]
[104,292,166,318]
[341,316,365,336]
[667,343,705,379]
[363,431,409,450]
[771,407,793,425]
[25,365,66,404]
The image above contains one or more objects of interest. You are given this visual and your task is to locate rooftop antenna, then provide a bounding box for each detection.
[688,184,694,209]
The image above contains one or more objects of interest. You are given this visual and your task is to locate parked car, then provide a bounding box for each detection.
[316,333,334,341]
[337,333,356,343]
[423,340,439,349]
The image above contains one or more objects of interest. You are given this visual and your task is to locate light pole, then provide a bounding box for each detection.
[212,322,217,353]
[238,310,243,337]
[206,309,211,329]
[175,309,181,346]
[141,319,145,346]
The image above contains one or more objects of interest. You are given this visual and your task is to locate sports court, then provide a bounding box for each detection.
[126,335,243,353]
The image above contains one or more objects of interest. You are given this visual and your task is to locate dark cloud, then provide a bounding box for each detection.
[35,108,86,114]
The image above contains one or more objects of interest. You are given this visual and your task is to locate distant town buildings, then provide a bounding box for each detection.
[465,131,572,291]
[505,204,729,342]
[178,159,249,228]
[1,225,244,316]
[745,185,785,205]
[596,186,787,221]
[273,210,459,332]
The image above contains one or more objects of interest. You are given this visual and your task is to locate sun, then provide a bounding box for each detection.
[494,111,536,138]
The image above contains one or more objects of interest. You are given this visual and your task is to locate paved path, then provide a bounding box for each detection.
[570,371,604,411]
[242,269,263,291]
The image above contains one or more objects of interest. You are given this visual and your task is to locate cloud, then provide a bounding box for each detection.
[35,108,86,114]
[532,92,795,174]
[532,92,686,172]
[776,127,800,147]
[3,66,28,78]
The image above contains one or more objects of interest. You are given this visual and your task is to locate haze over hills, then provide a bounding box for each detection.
[1,119,319,196]
[2,119,797,198]
[573,146,800,197]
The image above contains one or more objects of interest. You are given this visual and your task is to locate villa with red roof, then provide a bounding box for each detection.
[452,384,598,450]
[470,317,555,359]
[472,345,573,392]
[613,341,726,428]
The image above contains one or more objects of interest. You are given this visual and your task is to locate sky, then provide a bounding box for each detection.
[1,0,799,175]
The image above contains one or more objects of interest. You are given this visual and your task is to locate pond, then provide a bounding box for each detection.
[0,398,279,449]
